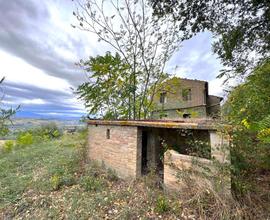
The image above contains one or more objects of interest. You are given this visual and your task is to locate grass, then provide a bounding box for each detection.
[0,131,269,219]
[0,133,83,207]
[0,132,172,219]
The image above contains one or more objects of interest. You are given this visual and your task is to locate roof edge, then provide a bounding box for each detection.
[87,119,220,130]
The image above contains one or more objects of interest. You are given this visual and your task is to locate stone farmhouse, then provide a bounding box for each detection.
[87,78,230,192]
[151,78,223,119]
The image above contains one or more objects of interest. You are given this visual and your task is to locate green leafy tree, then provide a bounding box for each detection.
[73,0,181,119]
[223,60,270,188]
[150,0,270,79]
[77,52,132,119]
[224,59,270,129]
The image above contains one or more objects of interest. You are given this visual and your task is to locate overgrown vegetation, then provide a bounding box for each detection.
[1,125,269,219]
[150,0,270,79]
[223,60,270,195]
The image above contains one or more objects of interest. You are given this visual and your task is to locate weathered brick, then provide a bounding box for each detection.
[88,125,141,179]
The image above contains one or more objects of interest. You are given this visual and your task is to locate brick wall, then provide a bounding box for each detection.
[88,124,141,179]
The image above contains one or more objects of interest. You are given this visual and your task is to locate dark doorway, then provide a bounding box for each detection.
[141,131,148,174]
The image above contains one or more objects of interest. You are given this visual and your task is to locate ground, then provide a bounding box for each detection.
[0,131,269,219]
[0,132,186,219]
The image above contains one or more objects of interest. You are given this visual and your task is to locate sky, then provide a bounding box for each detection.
[0,0,225,119]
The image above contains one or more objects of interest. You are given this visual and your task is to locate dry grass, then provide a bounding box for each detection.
[0,132,269,219]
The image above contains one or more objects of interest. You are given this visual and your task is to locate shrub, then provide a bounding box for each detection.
[61,174,76,187]
[31,123,62,142]
[187,139,211,159]
[50,173,76,191]
[16,132,33,147]
[50,174,61,191]
[2,140,14,152]
[155,195,170,214]
[106,168,119,182]
[77,127,88,137]
[80,176,103,192]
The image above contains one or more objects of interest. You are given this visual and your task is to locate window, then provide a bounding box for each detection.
[160,92,167,104]
[182,88,192,101]
[106,129,110,139]
[183,113,191,118]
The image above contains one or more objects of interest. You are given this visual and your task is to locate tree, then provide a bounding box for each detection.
[0,77,17,136]
[76,52,131,119]
[73,0,182,119]
[223,59,270,127]
[223,60,270,181]
[150,0,270,80]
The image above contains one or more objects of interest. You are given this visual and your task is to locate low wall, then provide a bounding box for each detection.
[164,149,230,195]
[88,124,141,178]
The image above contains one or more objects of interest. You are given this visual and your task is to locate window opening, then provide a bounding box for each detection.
[106,129,110,139]
[182,88,192,101]
[160,92,167,104]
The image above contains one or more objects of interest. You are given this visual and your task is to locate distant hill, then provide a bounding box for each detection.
[8,118,86,132]
[15,111,83,120]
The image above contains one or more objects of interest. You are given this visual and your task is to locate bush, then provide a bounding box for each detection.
[16,132,33,147]
[107,168,119,182]
[50,174,61,191]
[155,195,170,214]
[50,173,76,191]
[31,123,62,141]
[2,140,14,152]
[80,176,103,192]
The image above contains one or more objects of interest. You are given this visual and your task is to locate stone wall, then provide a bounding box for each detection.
[210,131,230,163]
[88,124,141,178]
[151,106,207,119]
[153,79,207,110]
[164,150,214,191]
[164,132,230,194]
[207,95,222,117]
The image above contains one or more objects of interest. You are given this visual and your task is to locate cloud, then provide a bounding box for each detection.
[0,50,73,92]
[5,98,47,105]
[2,80,86,118]
[166,31,224,95]
[0,0,97,86]
[0,0,93,118]
[0,0,226,118]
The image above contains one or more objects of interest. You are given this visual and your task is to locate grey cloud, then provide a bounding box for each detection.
[2,82,83,113]
[0,0,48,30]
[2,81,85,118]
[0,0,89,86]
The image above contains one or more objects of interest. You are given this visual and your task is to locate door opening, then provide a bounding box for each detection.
[141,131,148,174]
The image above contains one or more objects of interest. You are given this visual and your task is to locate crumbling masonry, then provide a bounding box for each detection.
[87,119,230,192]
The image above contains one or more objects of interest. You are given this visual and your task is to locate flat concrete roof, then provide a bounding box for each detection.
[87,119,220,130]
